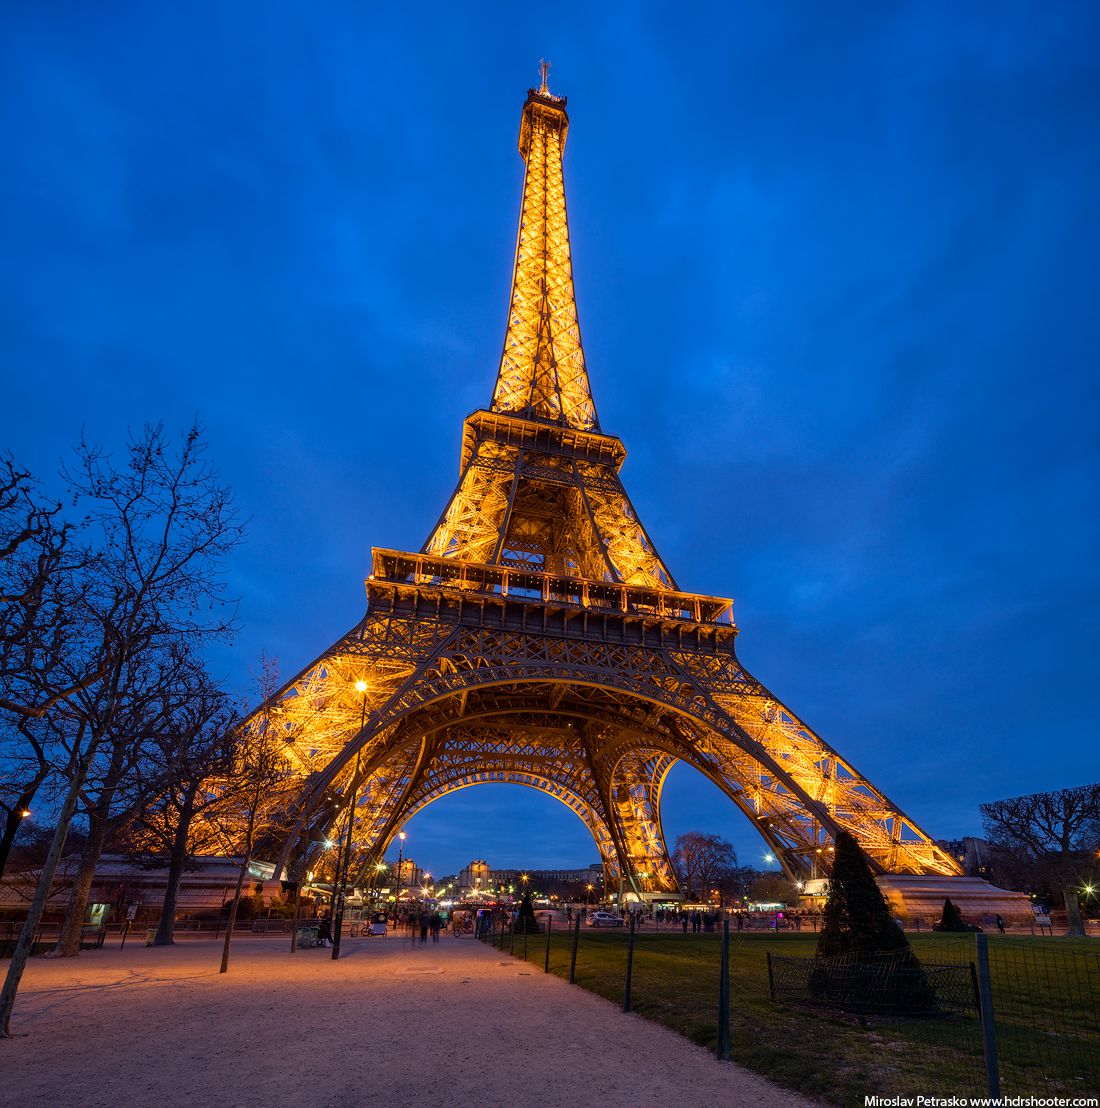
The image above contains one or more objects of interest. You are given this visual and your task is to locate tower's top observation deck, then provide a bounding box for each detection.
[490,67,595,431]
[519,85,569,157]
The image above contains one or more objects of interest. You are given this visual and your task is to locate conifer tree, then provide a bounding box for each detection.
[817,830,908,958]
[812,830,935,1015]
[515,887,541,933]
[938,897,967,932]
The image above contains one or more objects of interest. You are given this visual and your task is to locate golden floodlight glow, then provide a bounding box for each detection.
[217,70,965,912]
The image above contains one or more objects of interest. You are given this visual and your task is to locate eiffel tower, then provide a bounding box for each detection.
[259,69,965,903]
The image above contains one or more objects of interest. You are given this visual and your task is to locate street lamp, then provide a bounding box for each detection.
[332,679,369,960]
[395,830,407,907]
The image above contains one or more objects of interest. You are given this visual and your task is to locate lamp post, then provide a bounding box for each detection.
[332,679,369,960]
[394,830,407,915]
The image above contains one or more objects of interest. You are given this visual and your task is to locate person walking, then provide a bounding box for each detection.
[430,911,442,943]
[419,908,431,944]
[995,914,1005,934]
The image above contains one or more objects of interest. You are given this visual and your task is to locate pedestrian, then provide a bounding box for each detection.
[995,914,1005,934]
[419,908,431,944]
[317,912,332,947]
[681,913,688,934]
[430,912,442,943]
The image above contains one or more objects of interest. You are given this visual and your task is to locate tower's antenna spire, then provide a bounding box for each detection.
[538,58,551,96]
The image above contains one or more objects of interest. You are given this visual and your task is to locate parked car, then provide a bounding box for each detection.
[588,911,625,928]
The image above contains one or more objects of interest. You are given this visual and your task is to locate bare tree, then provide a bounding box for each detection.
[0,423,243,1037]
[210,657,296,975]
[0,719,55,880]
[0,455,82,878]
[671,831,738,903]
[49,646,199,957]
[0,453,70,714]
[980,783,1100,937]
[121,661,239,945]
[749,870,800,907]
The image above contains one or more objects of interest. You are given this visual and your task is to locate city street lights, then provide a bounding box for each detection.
[332,679,369,960]
[370,862,387,907]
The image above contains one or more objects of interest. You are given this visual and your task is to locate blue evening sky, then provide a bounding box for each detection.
[2,3,1098,878]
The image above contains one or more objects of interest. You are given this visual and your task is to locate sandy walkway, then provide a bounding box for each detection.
[2,932,812,1106]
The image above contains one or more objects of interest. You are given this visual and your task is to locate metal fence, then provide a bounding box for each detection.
[480,915,1100,1106]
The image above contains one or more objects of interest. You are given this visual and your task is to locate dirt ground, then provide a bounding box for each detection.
[1,930,814,1106]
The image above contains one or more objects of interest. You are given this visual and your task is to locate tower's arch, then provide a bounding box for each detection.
[265,659,958,899]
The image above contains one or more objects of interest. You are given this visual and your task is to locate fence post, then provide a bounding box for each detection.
[766,950,775,1001]
[975,932,1001,1099]
[623,912,637,1012]
[568,912,581,984]
[544,914,552,973]
[499,913,506,951]
[510,917,515,956]
[716,917,730,1060]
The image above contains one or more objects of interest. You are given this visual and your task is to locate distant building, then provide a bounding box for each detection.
[455,859,603,897]
[936,837,995,879]
[390,858,424,891]
[457,859,493,895]
[0,853,275,924]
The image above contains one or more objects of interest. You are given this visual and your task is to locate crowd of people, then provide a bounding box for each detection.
[306,901,818,947]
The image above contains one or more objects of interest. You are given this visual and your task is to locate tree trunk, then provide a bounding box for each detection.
[289,880,302,953]
[53,729,132,957]
[0,755,87,1036]
[219,849,251,975]
[51,810,111,957]
[154,793,195,946]
[1063,884,1086,937]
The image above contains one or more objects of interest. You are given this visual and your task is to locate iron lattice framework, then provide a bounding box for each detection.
[246,77,961,898]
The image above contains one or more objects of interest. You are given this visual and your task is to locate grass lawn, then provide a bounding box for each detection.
[495,928,1099,1106]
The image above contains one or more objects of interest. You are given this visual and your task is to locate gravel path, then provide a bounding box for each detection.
[2,932,813,1106]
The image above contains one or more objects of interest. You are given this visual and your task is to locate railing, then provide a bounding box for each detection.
[484,913,1100,1103]
[369,549,735,627]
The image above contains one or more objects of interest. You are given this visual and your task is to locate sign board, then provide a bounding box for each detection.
[126,904,138,921]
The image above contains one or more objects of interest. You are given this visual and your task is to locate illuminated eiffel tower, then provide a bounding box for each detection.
[259,68,963,902]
